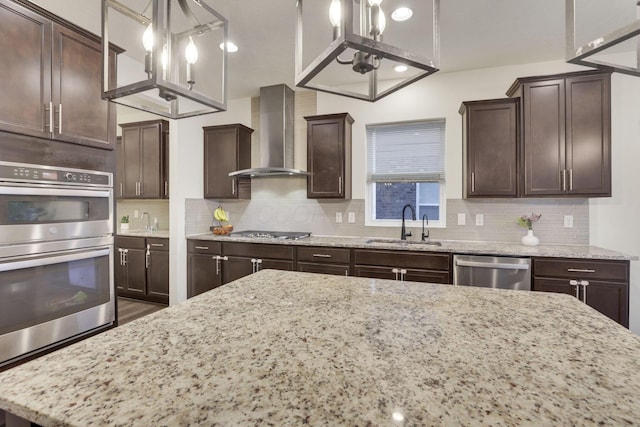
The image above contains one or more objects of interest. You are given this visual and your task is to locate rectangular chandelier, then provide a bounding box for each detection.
[566,0,640,76]
[295,0,440,102]
[102,0,228,119]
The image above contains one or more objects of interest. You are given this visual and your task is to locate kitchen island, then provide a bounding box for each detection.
[1,270,640,425]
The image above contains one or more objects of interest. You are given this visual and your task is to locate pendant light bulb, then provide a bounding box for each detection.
[329,0,341,27]
[142,24,154,52]
[185,36,198,64]
[161,44,168,71]
[368,0,382,6]
[377,9,386,34]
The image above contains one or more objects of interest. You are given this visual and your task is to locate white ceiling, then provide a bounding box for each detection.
[29,0,635,99]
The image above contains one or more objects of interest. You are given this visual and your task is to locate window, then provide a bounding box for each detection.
[366,119,446,226]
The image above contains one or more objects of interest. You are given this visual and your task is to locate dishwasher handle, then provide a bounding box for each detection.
[455,259,530,270]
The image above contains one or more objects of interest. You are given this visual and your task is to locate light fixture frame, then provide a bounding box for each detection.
[101,0,228,119]
[295,0,440,102]
[566,0,640,76]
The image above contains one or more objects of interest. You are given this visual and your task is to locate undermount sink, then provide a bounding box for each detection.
[365,238,442,247]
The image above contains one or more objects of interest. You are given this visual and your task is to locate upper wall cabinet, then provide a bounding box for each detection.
[507,70,611,197]
[203,124,253,199]
[0,0,117,149]
[117,120,169,199]
[305,113,354,199]
[460,98,519,198]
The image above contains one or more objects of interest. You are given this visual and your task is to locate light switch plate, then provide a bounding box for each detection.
[457,213,466,226]
[335,212,343,223]
[564,215,574,228]
[348,212,356,223]
[475,214,484,226]
[134,210,139,218]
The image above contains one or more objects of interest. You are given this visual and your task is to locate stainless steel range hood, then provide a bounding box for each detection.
[229,84,308,178]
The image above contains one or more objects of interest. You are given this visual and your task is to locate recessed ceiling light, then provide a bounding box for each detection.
[219,41,239,53]
[394,65,408,73]
[391,7,413,22]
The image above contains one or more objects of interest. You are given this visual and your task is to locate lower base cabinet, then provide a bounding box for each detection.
[116,236,169,304]
[296,246,350,276]
[222,242,294,284]
[187,241,223,298]
[532,257,629,327]
[354,249,452,284]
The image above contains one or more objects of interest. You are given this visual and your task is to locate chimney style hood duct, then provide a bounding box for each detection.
[229,84,308,178]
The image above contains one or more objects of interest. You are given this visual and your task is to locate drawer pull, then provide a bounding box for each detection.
[312,254,332,258]
[150,243,164,247]
[567,268,595,273]
[195,246,209,250]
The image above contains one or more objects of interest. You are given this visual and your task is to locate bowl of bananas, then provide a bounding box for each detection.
[211,206,233,235]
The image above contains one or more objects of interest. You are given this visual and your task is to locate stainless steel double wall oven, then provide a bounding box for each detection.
[0,160,115,369]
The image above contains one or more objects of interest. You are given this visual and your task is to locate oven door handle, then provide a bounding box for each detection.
[0,248,110,272]
[0,185,110,198]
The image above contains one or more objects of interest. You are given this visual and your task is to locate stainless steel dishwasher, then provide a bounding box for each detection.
[453,255,531,291]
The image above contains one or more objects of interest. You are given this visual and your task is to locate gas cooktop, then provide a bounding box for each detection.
[229,230,311,240]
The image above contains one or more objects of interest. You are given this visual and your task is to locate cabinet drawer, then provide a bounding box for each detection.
[354,250,450,271]
[147,237,168,251]
[223,242,294,260]
[297,246,350,264]
[116,236,145,249]
[533,258,628,281]
[298,262,350,276]
[187,240,222,254]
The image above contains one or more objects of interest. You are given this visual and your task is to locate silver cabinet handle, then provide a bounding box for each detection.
[256,259,262,272]
[135,182,139,196]
[569,279,580,299]
[569,169,573,191]
[165,181,168,197]
[400,269,407,281]
[392,268,399,280]
[145,244,150,268]
[562,169,567,191]
[215,255,222,276]
[57,103,62,134]
[581,280,589,304]
[123,249,128,266]
[120,183,123,197]
[312,254,332,258]
[567,268,595,273]
[150,243,164,247]
[471,172,475,193]
[232,179,236,195]
[195,246,209,250]
[140,182,144,196]
[251,258,257,273]
[45,102,54,133]
[345,269,348,276]
[338,176,342,193]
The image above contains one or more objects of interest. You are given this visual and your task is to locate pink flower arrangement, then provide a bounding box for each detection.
[518,213,542,230]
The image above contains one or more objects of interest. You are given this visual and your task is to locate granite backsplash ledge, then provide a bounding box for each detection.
[186,198,589,245]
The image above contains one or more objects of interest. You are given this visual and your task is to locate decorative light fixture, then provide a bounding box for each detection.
[295,0,440,101]
[566,0,640,76]
[101,0,228,119]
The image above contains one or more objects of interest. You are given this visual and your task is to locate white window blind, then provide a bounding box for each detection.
[367,119,446,182]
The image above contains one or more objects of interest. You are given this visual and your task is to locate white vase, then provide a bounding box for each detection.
[521,229,539,246]
[120,223,129,231]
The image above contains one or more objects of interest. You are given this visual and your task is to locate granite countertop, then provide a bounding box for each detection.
[117,229,170,238]
[187,233,637,260]
[1,270,639,425]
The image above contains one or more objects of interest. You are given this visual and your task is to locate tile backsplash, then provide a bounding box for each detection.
[186,197,588,245]
[117,200,170,231]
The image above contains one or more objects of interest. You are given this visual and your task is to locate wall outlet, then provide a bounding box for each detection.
[335,212,343,223]
[134,210,139,218]
[475,214,484,226]
[564,215,574,228]
[457,213,466,226]
[348,212,356,223]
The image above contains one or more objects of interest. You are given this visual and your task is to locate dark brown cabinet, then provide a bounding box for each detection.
[115,236,169,304]
[305,113,354,199]
[353,249,452,284]
[0,0,117,149]
[296,246,350,276]
[221,242,294,284]
[532,257,629,327]
[507,71,611,197]
[203,124,253,199]
[187,240,224,298]
[117,120,169,199]
[460,98,519,198]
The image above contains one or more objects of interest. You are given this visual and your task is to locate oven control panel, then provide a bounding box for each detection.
[0,161,111,187]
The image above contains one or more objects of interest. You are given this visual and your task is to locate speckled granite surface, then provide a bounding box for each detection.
[117,230,170,238]
[187,233,637,260]
[1,270,640,426]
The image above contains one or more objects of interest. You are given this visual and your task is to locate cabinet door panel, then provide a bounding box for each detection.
[223,256,254,283]
[532,277,577,297]
[125,248,146,295]
[565,75,611,196]
[523,79,565,196]
[204,128,237,198]
[584,281,627,327]
[141,123,162,198]
[404,269,450,284]
[354,266,396,280]
[307,119,344,197]
[147,250,169,302]
[465,100,518,197]
[259,259,294,272]
[52,24,115,148]
[0,0,51,138]
[188,253,222,298]
[121,127,141,198]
